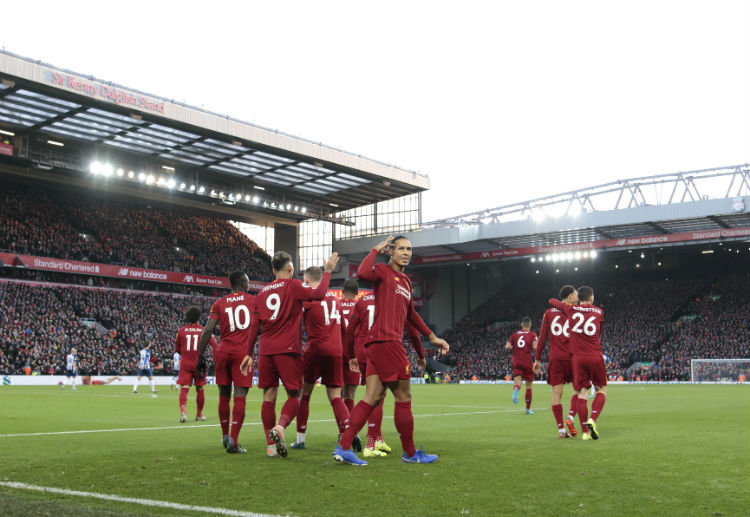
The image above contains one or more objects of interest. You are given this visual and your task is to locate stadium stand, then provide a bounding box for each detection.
[0,180,273,281]
[439,258,749,381]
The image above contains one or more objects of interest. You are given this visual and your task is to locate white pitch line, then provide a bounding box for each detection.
[0,481,284,517]
[0,408,539,438]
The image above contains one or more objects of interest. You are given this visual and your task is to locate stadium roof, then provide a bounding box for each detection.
[335,166,750,263]
[0,50,428,223]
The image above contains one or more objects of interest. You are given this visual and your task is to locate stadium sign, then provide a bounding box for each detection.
[45,71,165,114]
[411,227,750,265]
[0,252,263,290]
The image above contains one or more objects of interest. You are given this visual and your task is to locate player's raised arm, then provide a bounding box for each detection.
[548,297,573,315]
[356,235,392,281]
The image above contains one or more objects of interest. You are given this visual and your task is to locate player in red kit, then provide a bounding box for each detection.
[343,292,424,458]
[175,305,217,423]
[534,285,579,438]
[333,235,450,466]
[290,266,351,450]
[505,317,538,414]
[197,271,255,454]
[339,279,361,415]
[240,251,339,458]
[548,285,606,440]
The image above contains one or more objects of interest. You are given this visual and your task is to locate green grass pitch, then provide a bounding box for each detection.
[0,384,748,517]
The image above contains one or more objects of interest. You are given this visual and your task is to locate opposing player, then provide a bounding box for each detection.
[171,350,180,391]
[534,285,579,438]
[290,266,351,450]
[198,271,255,453]
[548,286,606,440]
[333,235,450,466]
[505,317,538,414]
[176,305,217,423]
[133,343,158,394]
[62,348,79,391]
[339,279,361,414]
[82,376,121,385]
[240,251,339,458]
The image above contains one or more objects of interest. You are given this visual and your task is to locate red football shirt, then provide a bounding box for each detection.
[356,250,431,345]
[175,324,217,371]
[535,307,571,362]
[508,330,537,368]
[208,291,256,356]
[303,291,343,357]
[548,299,604,356]
[249,274,331,356]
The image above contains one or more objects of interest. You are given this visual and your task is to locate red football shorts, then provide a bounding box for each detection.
[303,352,344,387]
[513,362,534,383]
[367,340,410,383]
[546,358,574,386]
[572,354,607,392]
[214,351,253,388]
[177,368,206,387]
[343,359,361,386]
[258,353,302,390]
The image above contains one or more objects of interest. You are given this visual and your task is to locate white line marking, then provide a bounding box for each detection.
[0,481,283,517]
[0,408,541,438]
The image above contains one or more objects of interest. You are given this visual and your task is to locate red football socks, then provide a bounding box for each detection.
[261,400,276,445]
[394,401,416,457]
[278,397,300,429]
[344,398,354,413]
[195,389,205,416]
[525,388,533,410]
[367,398,384,444]
[330,396,350,434]
[340,400,373,449]
[568,394,579,419]
[297,394,311,433]
[230,396,246,445]
[591,392,606,422]
[551,403,564,430]
[577,397,589,431]
[218,396,231,436]
[179,387,188,414]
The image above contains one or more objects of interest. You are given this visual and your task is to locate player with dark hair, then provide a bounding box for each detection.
[240,251,339,458]
[175,305,217,423]
[198,271,255,453]
[506,316,538,414]
[548,285,606,440]
[339,279,361,414]
[333,235,450,466]
[534,285,579,438]
[290,266,351,450]
[343,292,425,458]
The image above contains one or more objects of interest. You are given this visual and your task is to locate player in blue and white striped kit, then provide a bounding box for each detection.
[133,344,158,394]
[171,351,181,391]
[62,348,79,391]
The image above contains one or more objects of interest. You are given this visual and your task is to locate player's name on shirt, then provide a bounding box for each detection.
[573,306,603,314]
[226,294,248,303]
[260,282,285,293]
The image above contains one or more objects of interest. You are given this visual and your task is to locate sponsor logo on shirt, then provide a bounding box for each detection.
[395,283,411,300]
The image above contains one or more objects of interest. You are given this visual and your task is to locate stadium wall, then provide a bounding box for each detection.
[426,264,500,333]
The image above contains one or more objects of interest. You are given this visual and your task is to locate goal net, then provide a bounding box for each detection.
[690,359,750,383]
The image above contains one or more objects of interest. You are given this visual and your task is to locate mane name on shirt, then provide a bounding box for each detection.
[226,295,245,303]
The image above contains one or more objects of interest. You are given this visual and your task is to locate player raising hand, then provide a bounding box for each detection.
[240,251,339,458]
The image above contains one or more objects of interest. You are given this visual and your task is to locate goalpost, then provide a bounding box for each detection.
[690,359,750,383]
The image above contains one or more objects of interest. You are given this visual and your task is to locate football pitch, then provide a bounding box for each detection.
[0,384,748,517]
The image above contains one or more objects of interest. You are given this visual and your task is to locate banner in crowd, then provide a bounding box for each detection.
[412,226,750,265]
[0,252,251,290]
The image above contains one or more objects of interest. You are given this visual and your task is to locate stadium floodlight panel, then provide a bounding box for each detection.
[116,168,124,177]
[575,252,582,259]
[301,207,307,213]
[245,194,251,202]
[252,196,259,204]
[146,175,155,185]
[198,186,205,194]
[102,164,113,177]
[530,257,536,263]
[138,172,146,182]
[167,179,176,189]
[190,185,196,191]
[590,250,598,258]
[179,182,186,190]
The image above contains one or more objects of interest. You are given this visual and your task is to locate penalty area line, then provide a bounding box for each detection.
[0,481,282,517]
[0,408,541,438]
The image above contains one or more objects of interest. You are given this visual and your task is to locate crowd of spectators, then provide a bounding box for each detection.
[0,280,216,376]
[0,181,273,281]
[440,262,749,382]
